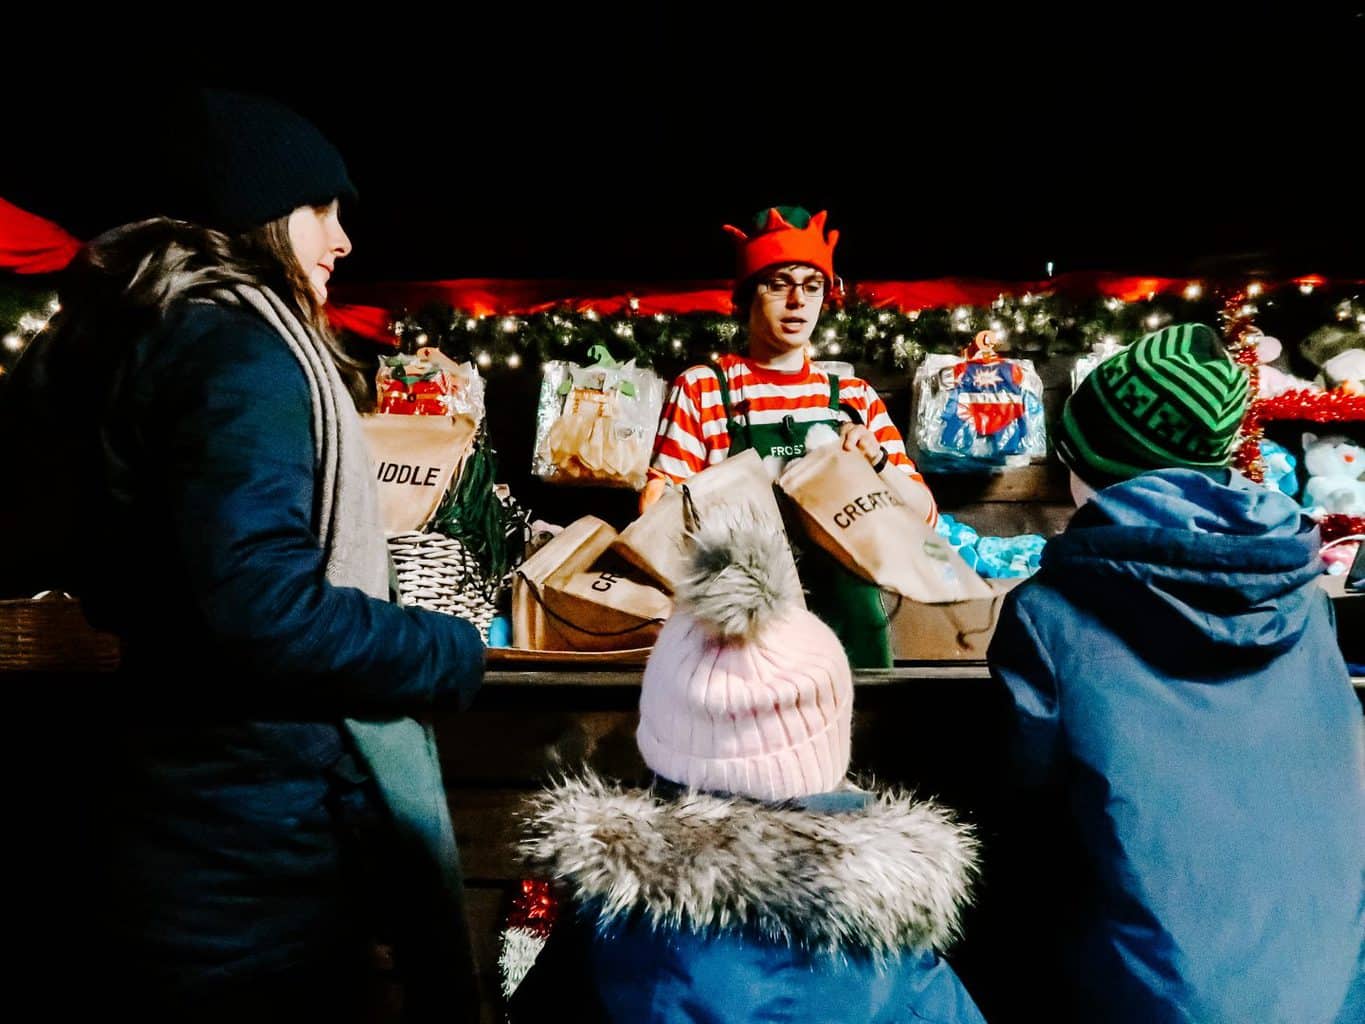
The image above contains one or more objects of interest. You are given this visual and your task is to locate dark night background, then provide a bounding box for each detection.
[4,9,1360,529]
[4,8,1363,284]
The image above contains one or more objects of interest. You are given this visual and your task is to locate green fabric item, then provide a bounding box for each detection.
[802,543,894,669]
[1056,322,1249,488]
[752,205,812,231]
[711,367,892,668]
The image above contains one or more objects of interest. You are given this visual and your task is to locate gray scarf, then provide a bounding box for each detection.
[212,285,469,1000]
[210,284,389,596]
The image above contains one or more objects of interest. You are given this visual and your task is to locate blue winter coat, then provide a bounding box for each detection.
[0,298,485,1008]
[507,775,988,1024]
[988,468,1365,1023]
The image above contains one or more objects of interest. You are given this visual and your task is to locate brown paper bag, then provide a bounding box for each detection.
[612,449,802,601]
[542,570,673,651]
[361,413,478,534]
[889,578,1023,659]
[777,445,992,604]
[513,516,671,652]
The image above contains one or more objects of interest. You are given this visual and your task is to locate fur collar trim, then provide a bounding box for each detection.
[517,774,978,958]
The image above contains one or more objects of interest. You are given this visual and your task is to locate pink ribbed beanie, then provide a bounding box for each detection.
[636,517,853,801]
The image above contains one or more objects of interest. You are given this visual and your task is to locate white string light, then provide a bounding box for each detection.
[1183,282,1202,300]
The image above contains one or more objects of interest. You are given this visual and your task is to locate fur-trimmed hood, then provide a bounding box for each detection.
[517,773,979,960]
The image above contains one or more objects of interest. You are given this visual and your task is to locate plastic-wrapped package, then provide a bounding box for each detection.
[532,345,665,489]
[913,332,1046,467]
[1071,337,1128,392]
[376,347,486,421]
[935,512,1044,579]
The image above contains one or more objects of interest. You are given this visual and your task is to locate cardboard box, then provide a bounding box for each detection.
[888,578,1024,661]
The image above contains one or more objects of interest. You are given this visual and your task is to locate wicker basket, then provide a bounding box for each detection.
[387,531,499,638]
[0,592,122,673]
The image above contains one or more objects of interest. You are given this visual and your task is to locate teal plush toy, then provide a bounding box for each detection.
[1259,439,1299,498]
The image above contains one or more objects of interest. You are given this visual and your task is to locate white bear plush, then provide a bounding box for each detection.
[1320,349,1365,393]
[1254,335,1318,399]
[1302,432,1365,514]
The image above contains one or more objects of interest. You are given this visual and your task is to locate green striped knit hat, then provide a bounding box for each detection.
[1056,323,1249,488]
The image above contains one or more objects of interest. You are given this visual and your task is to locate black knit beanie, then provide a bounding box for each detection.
[161,89,356,233]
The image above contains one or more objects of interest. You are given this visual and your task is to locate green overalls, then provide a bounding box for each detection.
[710,367,893,668]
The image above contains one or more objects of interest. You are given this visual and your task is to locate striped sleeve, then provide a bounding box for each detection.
[650,366,728,485]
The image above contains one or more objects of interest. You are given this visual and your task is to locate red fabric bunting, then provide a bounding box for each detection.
[0,196,83,274]
[3,193,1359,339]
[330,279,735,318]
[324,302,399,345]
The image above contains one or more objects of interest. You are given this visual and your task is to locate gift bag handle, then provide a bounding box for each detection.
[515,571,669,638]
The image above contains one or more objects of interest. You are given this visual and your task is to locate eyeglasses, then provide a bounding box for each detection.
[757,276,826,301]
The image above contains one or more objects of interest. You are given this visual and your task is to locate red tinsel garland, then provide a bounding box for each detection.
[505,878,559,938]
[1225,293,1266,483]
[1316,514,1365,544]
[1255,389,1365,423]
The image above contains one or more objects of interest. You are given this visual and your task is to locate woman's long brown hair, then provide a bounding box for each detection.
[54,213,369,406]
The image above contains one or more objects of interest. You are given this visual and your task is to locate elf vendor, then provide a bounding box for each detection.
[639,206,938,667]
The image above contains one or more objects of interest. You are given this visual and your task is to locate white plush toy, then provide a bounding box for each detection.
[1254,335,1318,399]
[1321,349,1365,394]
[1302,432,1365,514]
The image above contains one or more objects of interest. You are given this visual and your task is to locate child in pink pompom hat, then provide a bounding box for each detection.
[636,514,853,801]
[505,517,987,1023]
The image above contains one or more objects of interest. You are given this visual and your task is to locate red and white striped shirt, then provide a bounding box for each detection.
[649,355,935,518]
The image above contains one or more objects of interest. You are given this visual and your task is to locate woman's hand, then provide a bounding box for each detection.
[840,422,882,463]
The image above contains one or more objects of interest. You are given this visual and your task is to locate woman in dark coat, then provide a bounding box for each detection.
[0,90,485,1021]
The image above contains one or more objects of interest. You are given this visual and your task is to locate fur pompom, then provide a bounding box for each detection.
[677,513,802,641]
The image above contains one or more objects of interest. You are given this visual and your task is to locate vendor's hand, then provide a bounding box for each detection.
[639,476,668,515]
[840,422,882,463]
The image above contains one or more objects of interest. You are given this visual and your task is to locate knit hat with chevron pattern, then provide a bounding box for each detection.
[1056,322,1250,488]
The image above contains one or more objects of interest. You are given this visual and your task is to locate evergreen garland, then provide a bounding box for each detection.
[387,285,1363,378]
